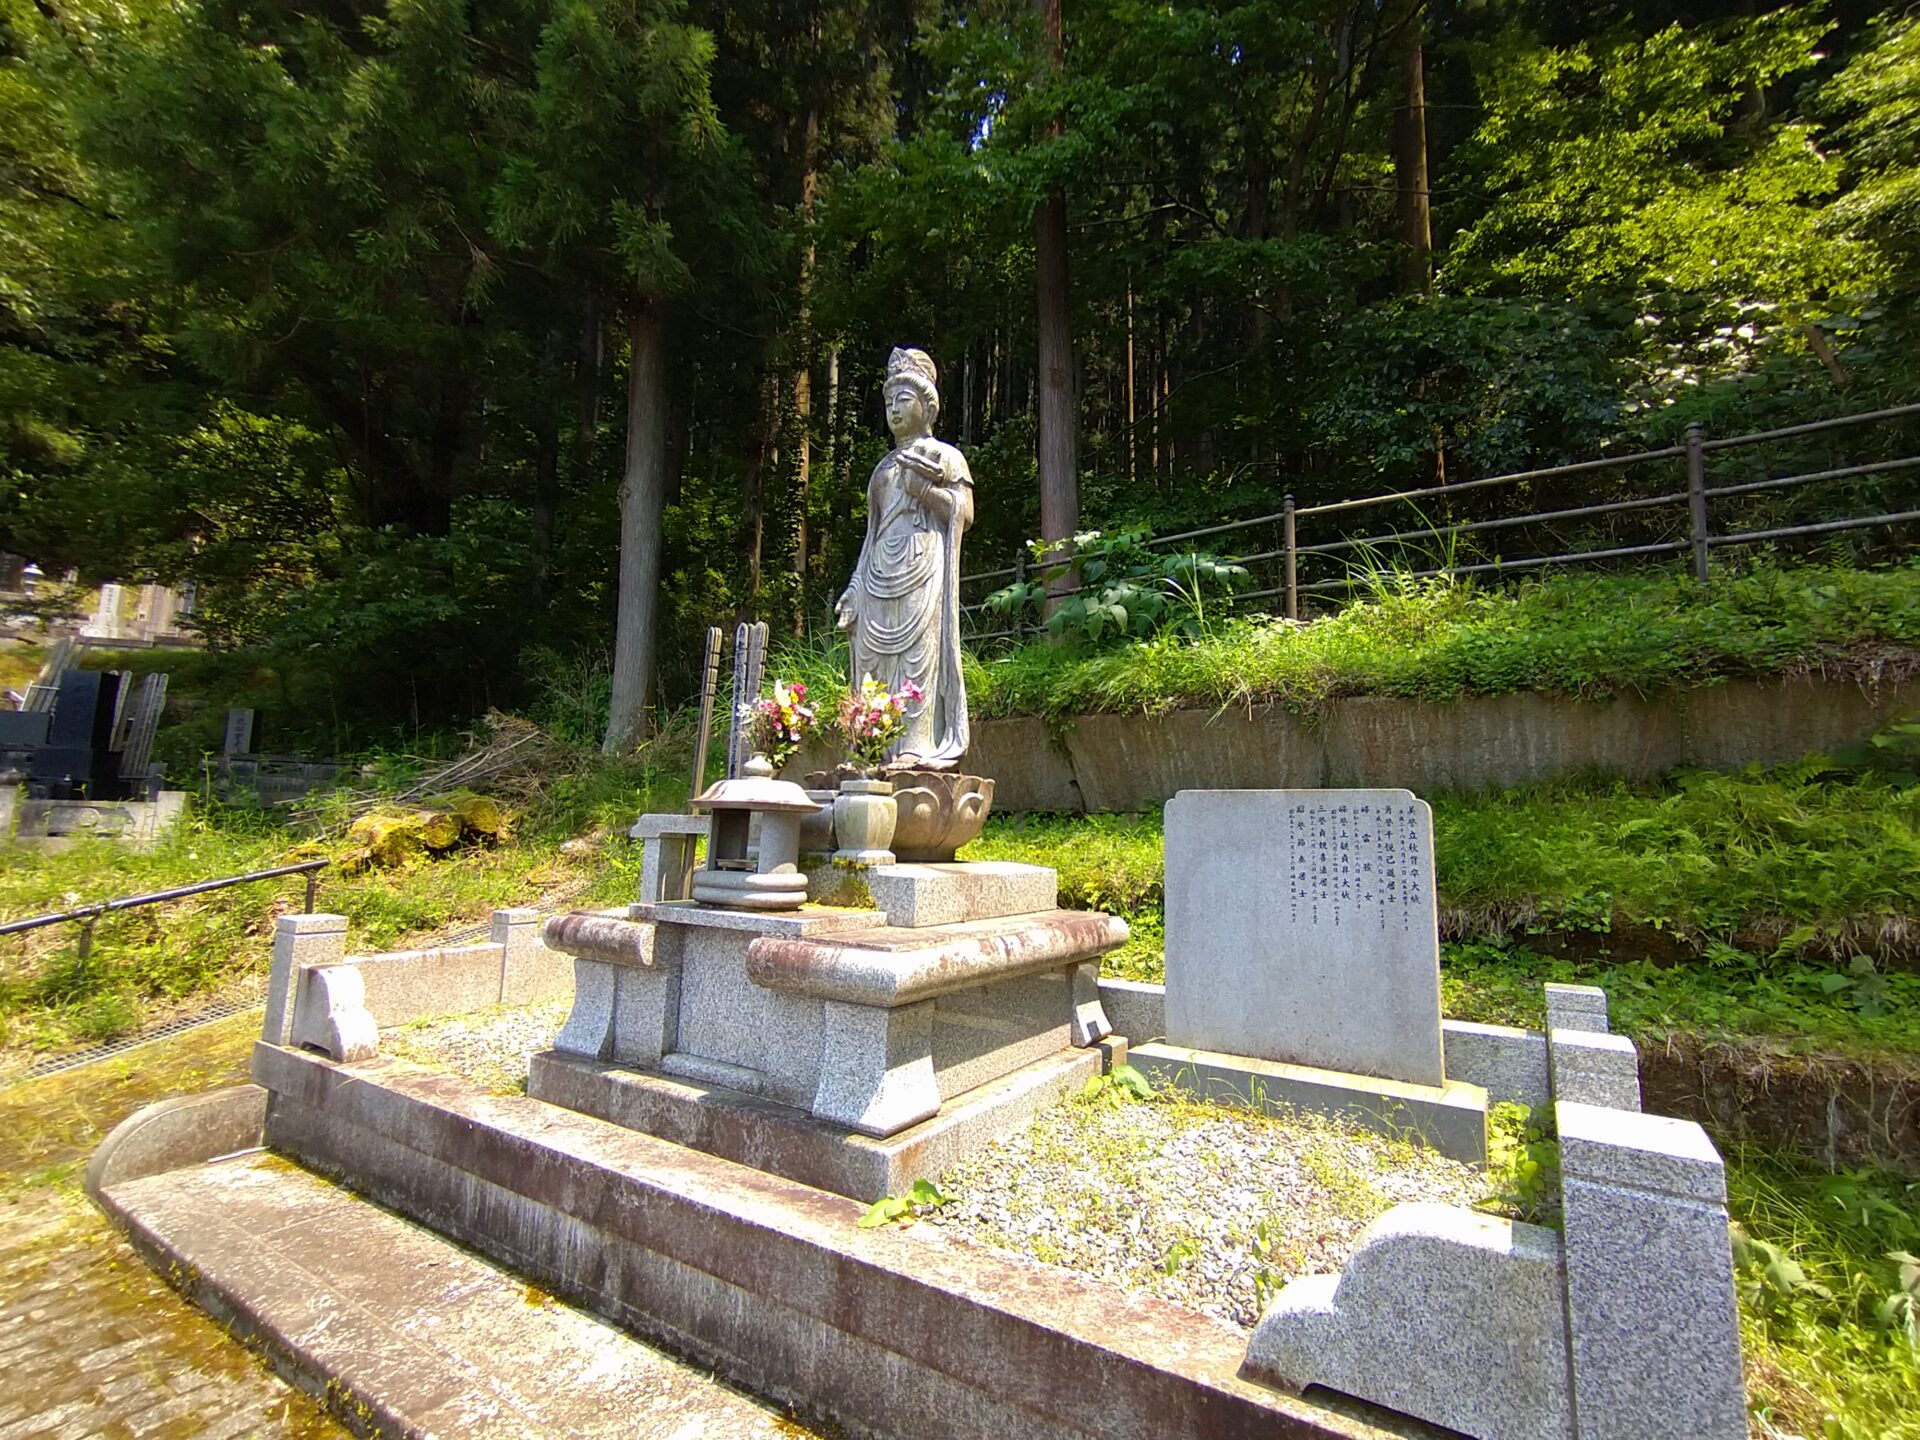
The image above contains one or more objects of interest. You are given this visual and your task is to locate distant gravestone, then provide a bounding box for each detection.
[224,707,256,756]
[1163,788,1445,1087]
[31,669,122,797]
[120,674,169,783]
[92,583,124,639]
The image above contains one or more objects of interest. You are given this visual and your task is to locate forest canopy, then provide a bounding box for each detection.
[2,0,1914,744]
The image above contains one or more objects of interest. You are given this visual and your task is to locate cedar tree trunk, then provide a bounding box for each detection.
[1395,35,1432,293]
[603,299,669,754]
[1033,0,1078,609]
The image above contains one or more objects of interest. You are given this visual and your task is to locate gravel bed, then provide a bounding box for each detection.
[385,1003,1489,1329]
[921,1086,1490,1329]
[383,998,570,1094]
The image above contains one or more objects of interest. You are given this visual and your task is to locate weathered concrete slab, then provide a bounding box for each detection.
[1164,790,1444,1086]
[1099,978,1555,1112]
[1130,1041,1489,1164]
[1321,691,1684,793]
[968,715,1084,812]
[1683,675,1920,772]
[1064,710,1326,811]
[85,1083,267,1197]
[252,1042,1427,1440]
[97,1152,819,1438]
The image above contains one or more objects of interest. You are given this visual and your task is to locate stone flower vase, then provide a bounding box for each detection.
[832,776,897,867]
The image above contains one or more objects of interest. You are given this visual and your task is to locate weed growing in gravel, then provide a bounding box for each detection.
[1297,1135,1390,1217]
[858,1180,952,1229]
[1077,1063,1154,1107]
[1481,1103,1562,1227]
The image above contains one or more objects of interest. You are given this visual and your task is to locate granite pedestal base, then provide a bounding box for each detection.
[527,1038,1122,1202]
[1130,1040,1490,1164]
[539,862,1130,1188]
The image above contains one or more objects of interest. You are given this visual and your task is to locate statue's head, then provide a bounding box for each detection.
[883,346,939,439]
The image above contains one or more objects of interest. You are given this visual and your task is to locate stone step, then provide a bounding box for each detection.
[97,1153,820,1439]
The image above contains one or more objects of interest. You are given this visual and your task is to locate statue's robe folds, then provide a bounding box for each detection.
[844,439,974,768]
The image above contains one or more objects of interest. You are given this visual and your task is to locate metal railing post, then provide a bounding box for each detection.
[305,869,319,913]
[1283,494,1299,621]
[1013,549,1030,641]
[1687,422,1710,585]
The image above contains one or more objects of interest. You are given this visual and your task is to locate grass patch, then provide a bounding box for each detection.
[0,1010,261,1193]
[963,754,1920,1057]
[1727,1152,1920,1439]
[961,811,1165,979]
[960,562,1920,719]
[1433,757,1920,961]
[0,741,682,1062]
[1440,943,1920,1058]
[0,640,45,697]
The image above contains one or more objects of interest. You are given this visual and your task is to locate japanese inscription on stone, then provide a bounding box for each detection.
[1283,795,1427,932]
[1164,788,1444,1087]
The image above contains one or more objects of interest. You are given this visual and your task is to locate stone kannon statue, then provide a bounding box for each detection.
[835,347,974,769]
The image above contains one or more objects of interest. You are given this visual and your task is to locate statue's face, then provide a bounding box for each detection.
[885,384,930,440]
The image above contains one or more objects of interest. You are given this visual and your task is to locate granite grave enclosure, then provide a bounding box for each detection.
[212,785,1750,1440]
[1243,983,1747,1440]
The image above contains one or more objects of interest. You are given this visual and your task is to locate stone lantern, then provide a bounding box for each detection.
[689,754,819,910]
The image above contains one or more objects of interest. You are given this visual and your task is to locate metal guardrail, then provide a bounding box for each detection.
[960,401,1920,636]
[0,859,329,947]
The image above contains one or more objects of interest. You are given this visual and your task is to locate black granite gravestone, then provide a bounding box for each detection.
[29,669,124,798]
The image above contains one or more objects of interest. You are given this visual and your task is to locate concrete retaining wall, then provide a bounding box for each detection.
[1641,1037,1920,1176]
[799,677,1920,812]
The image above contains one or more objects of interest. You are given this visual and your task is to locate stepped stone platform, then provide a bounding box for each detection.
[93,1141,823,1438]
[218,1048,1426,1440]
[535,860,1134,1199]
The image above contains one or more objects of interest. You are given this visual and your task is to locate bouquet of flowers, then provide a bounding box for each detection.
[837,676,922,771]
[746,679,816,771]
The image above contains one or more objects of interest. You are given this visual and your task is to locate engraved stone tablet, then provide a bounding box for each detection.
[224,707,256,756]
[1164,788,1444,1086]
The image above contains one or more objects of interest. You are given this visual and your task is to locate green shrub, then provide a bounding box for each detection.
[964,561,1920,719]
